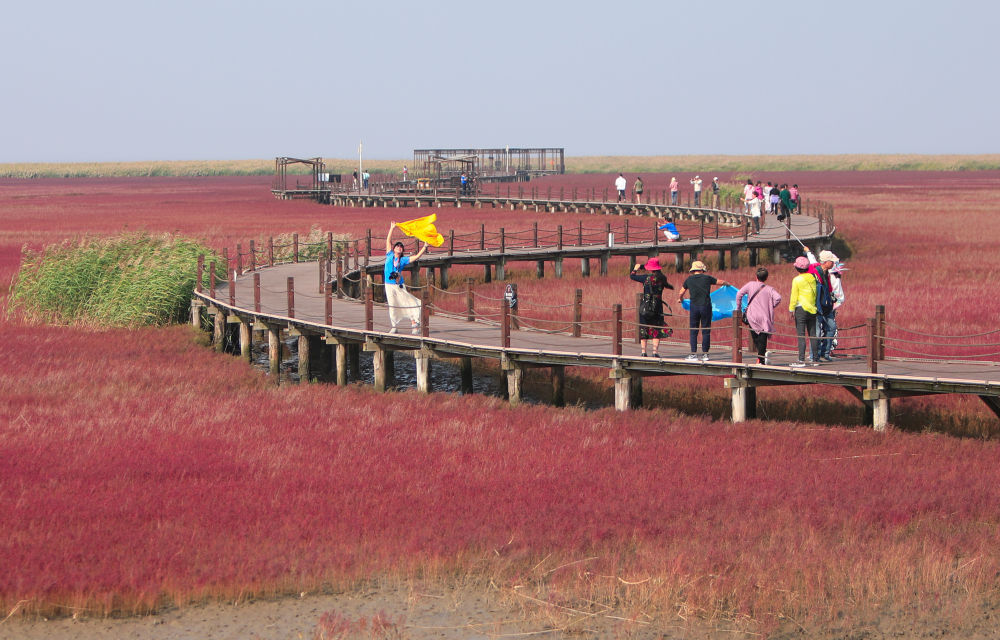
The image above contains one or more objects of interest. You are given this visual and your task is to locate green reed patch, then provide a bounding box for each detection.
[8,233,223,327]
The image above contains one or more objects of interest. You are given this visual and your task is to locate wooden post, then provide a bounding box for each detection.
[479,224,485,250]
[557,225,563,250]
[325,280,332,325]
[502,299,511,348]
[506,362,523,406]
[554,257,563,278]
[420,287,430,337]
[293,233,299,263]
[867,318,878,374]
[335,343,348,385]
[613,304,623,356]
[448,230,455,256]
[228,275,236,307]
[415,351,432,393]
[459,356,473,394]
[268,325,280,380]
[254,273,261,312]
[365,280,374,331]
[298,335,310,383]
[466,278,474,322]
[239,320,251,361]
[213,310,226,352]
[551,365,565,407]
[731,311,743,363]
[699,219,705,243]
[581,257,591,277]
[536,260,545,279]
[317,256,324,294]
[875,304,886,360]
[373,347,392,392]
[286,277,295,319]
[573,289,583,338]
[533,221,538,248]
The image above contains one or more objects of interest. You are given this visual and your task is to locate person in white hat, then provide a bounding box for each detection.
[677,260,728,362]
[804,246,839,362]
[690,175,703,206]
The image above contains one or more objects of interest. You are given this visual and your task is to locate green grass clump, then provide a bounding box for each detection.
[8,233,223,327]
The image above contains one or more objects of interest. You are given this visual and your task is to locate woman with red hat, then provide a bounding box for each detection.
[630,257,674,357]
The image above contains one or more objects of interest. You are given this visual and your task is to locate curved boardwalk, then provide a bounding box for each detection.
[193,199,1000,431]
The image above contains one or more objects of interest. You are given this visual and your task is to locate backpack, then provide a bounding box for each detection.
[814,271,834,315]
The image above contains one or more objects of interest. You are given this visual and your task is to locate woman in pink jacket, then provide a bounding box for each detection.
[736,267,783,365]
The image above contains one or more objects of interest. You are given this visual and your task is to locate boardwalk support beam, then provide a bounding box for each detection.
[611,366,642,411]
[726,375,757,422]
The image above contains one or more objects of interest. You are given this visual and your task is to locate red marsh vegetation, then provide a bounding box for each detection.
[2,171,1000,634]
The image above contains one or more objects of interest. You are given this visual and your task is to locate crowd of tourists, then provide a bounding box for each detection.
[630,243,846,367]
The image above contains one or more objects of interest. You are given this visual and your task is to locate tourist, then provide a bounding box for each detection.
[630,257,674,357]
[658,217,681,241]
[634,176,644,204]
[736,268,782,365]
[711,177,720,208]
[779,184,796,220]
[615,173,627,202]
[804,246,838,362]
[460,172,469,195]
[788,256,819,367]
[743,179,755,213]
[670,176,679,205]
[677,260,728,362]
[690,175,703,206]
[829,260,847,356]
[744,190,762,234]
[769,183,781,215]
[402,165,408,181]
[352,170,358,190]
[384,222,429,334]
[362,170,370,190]
[790,184,800,212]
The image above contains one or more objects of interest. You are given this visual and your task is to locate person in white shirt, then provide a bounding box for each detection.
[615,173,627,202]
[690,176,703,206]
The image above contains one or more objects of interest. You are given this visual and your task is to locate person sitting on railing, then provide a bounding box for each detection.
[630,258,674,357]
[384,222,428,334]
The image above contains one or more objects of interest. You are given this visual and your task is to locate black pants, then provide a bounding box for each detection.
[794,307,818,361]
[750,330,769,362]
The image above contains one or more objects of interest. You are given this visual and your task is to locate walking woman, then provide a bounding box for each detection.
[736,268,782,365]
[630,257,674,357]
[384,222,428,334]
[788,256,819,367]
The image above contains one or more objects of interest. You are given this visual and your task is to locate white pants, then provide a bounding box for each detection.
[385,284,421,328]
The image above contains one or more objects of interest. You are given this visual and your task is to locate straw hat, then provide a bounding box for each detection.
[689,260,707,272]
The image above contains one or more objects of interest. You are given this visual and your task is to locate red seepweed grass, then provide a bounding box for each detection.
[3,171,1000,634]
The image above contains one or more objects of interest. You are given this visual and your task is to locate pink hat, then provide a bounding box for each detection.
[793,256,809,270]
[645,258,662,271]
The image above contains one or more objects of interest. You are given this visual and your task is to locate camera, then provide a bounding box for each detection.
[389,271,400,281]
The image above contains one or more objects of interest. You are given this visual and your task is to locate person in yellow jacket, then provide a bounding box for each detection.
[788,255,819,367]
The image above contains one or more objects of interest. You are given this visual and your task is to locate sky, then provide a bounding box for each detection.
[2,0,998,163]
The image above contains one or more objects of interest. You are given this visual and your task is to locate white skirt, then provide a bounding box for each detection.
[385,283,421,327]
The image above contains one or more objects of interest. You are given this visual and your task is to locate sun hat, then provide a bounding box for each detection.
[793,256,809,270]
[819,250,839,263]
[645,257,662,271]
[689,260,707,272]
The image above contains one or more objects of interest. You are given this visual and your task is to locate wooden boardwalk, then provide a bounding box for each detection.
[194,210,1000,431]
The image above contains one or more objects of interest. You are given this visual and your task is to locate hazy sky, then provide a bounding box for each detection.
[2,0,997,162]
